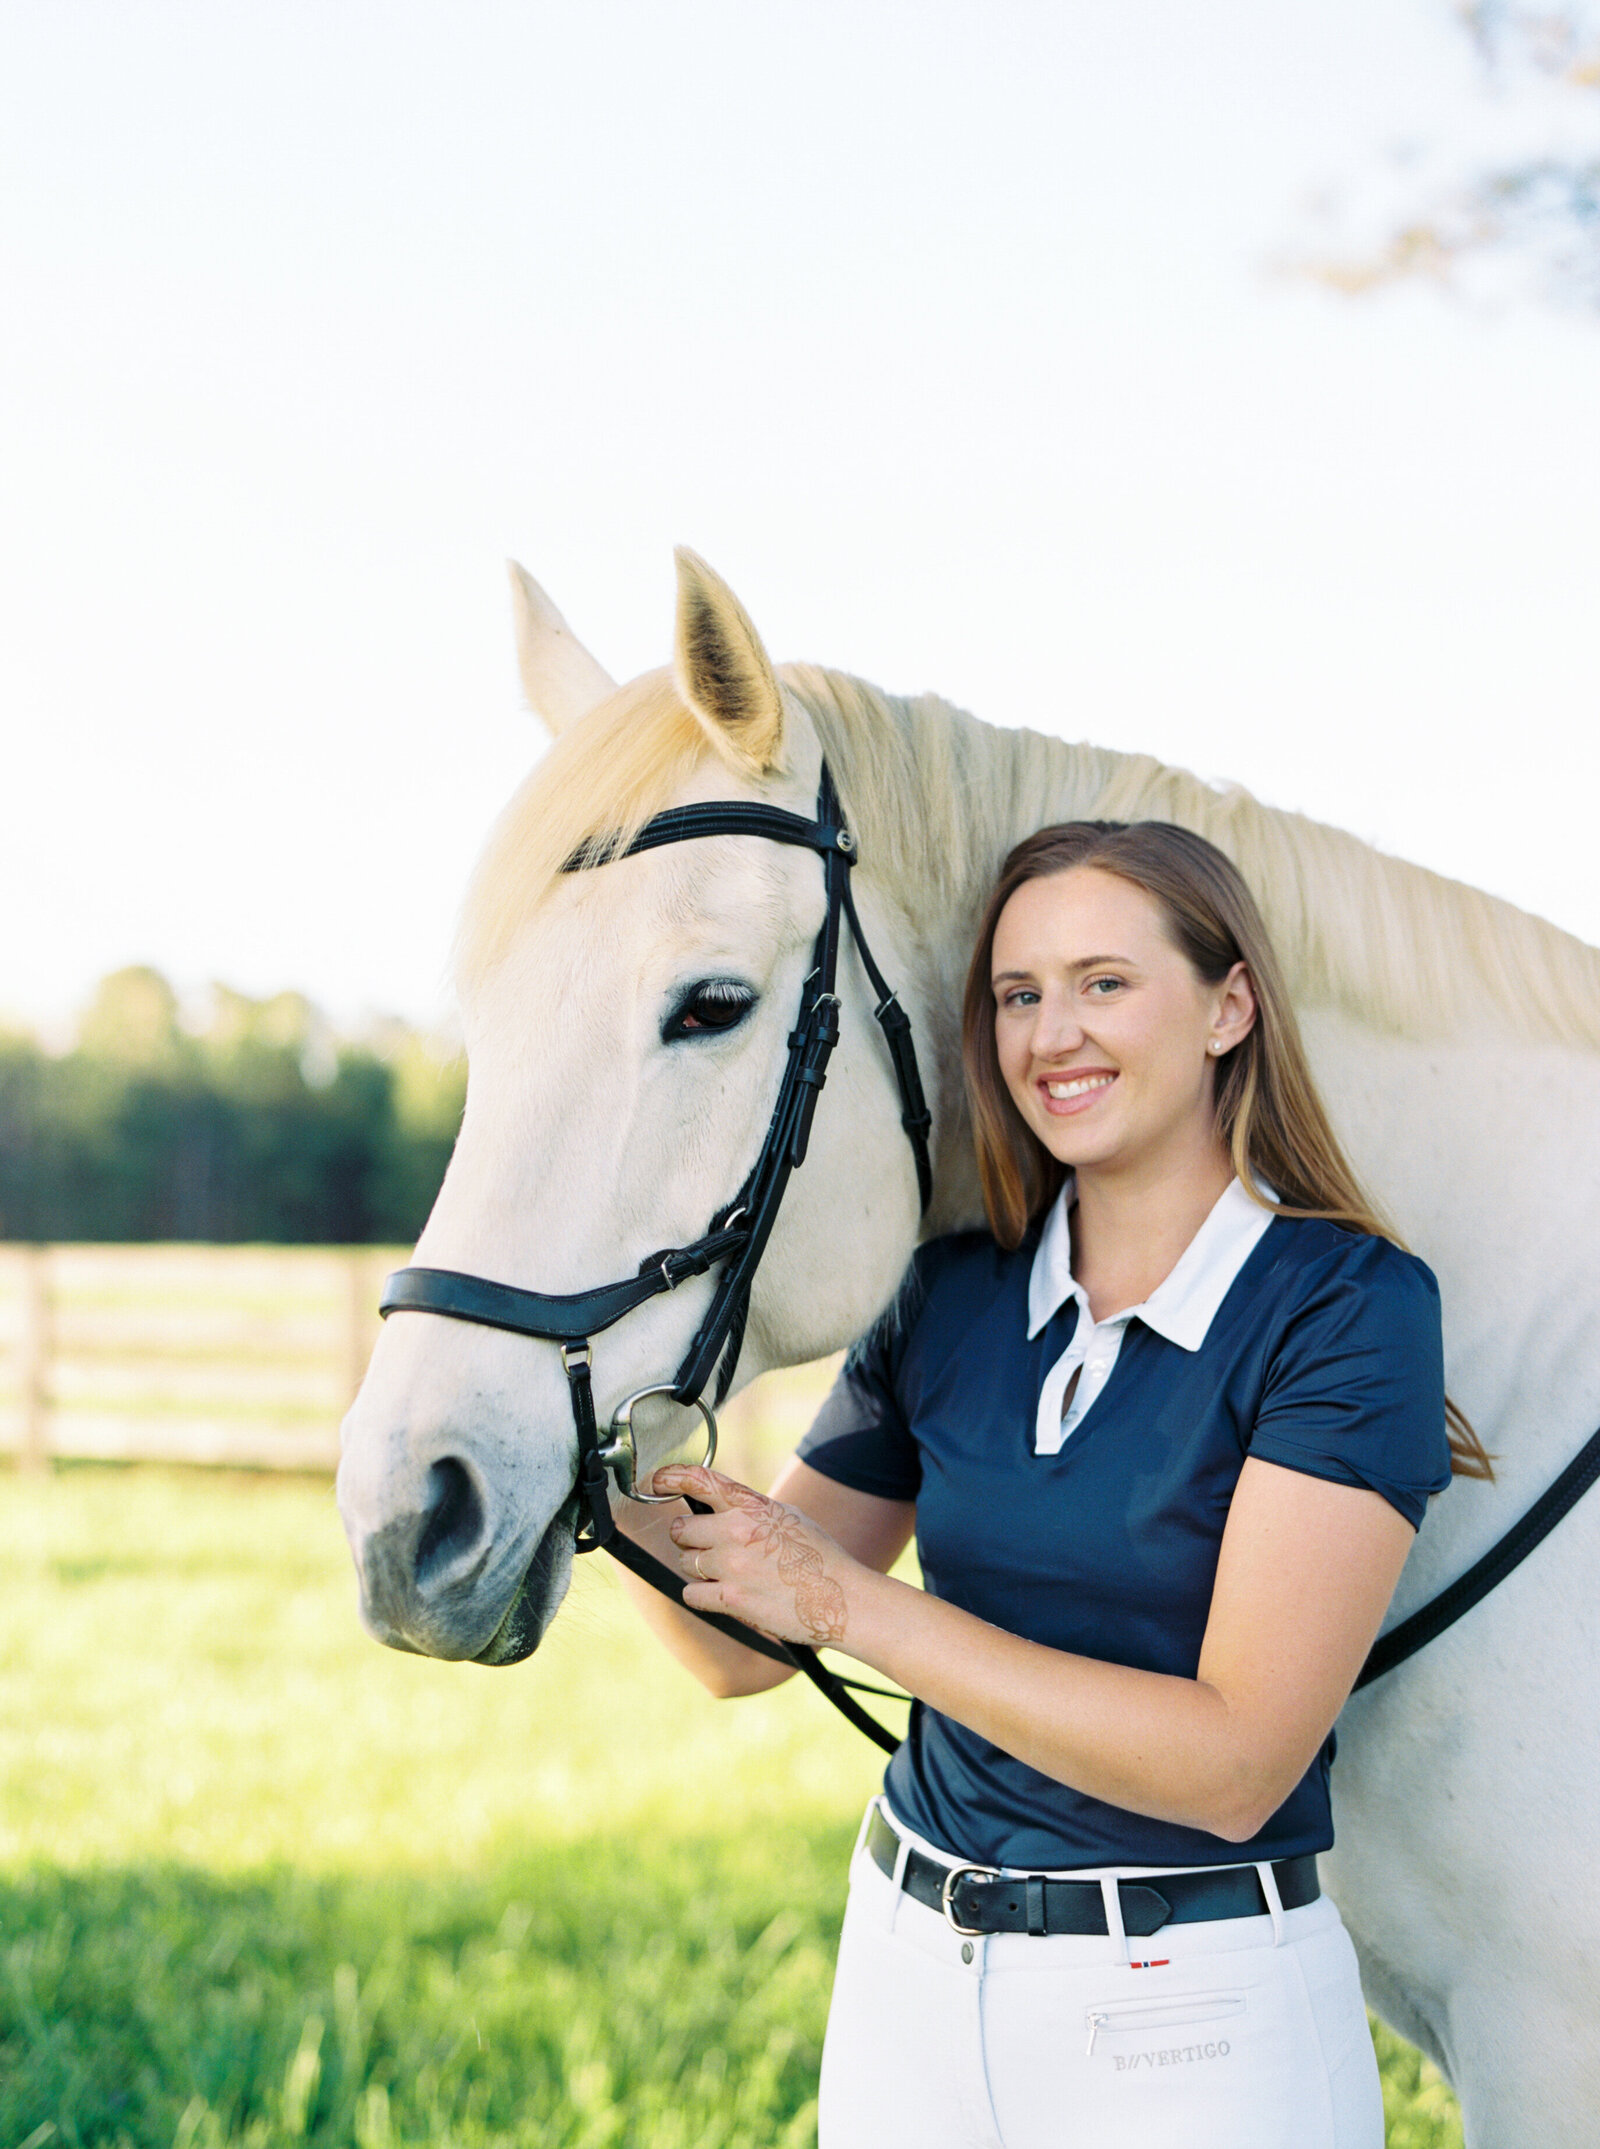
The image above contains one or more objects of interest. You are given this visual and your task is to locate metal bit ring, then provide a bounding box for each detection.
[596,1385,719,1502]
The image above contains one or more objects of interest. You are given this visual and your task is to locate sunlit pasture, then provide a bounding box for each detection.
[1,1466,1461,2147]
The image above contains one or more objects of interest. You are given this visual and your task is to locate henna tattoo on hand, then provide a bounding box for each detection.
[680,1471,848,1646]
[749,1502,848,1647]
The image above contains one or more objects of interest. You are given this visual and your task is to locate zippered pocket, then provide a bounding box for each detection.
[1085,1989,1246,2057]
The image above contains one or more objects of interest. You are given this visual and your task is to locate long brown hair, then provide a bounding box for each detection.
[961,820,1491,1480]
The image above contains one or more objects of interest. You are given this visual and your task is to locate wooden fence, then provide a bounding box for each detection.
[0,1244,837,1479]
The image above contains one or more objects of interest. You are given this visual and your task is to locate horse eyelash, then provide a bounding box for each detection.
[663,980,757,1040]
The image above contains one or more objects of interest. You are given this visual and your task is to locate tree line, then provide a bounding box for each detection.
[0,968,466,1244]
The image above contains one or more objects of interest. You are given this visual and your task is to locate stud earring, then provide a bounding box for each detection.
[1208,1039,1222,1054]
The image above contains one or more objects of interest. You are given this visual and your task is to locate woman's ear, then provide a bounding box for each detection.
[1211,962,1258,1056]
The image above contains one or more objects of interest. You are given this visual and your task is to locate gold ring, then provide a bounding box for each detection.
[693,1552,708,1581]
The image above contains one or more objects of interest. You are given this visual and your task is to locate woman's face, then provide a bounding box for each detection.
[991,866,1254,1183]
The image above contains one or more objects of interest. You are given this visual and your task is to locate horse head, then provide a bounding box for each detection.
[336,551,933,1664]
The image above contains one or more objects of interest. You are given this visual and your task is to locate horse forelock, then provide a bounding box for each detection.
[455,670,722,995]
[452,657,990,1000]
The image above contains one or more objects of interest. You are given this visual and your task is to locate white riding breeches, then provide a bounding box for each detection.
[817,1802,1383,2149]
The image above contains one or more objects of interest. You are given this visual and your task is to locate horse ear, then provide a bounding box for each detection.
[672,548,785,772]
[507,561,617,736]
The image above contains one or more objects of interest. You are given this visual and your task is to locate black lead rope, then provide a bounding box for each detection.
[602,1524,907,1755]
[1354,1420,1600,1690]
[621,1414,1600,1747]
[601,1415,1600,1749]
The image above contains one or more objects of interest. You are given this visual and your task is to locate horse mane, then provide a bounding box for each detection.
[458,660,1600,1054]
[788,665,1600,1054]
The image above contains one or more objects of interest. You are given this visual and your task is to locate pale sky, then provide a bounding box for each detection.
[2,0,1596,1037]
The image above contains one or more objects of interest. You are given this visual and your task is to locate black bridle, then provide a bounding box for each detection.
[379,762,929,1751]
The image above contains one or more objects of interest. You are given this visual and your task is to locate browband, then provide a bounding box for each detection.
[565,801,855,872]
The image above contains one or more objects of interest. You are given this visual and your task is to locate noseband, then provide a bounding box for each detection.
[379,764,930,1742]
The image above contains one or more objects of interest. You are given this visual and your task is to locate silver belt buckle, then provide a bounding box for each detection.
[941,1861,1002,1937]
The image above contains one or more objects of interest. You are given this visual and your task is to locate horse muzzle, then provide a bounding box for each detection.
[336,1374,716,1664]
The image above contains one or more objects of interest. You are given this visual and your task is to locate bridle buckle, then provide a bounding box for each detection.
[941,1862,1002,1937]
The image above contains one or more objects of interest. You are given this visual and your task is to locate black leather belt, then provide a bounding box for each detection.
[866,1808,1320,1938]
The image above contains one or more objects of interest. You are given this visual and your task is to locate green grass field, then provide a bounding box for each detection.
[1,1467,1462,2147]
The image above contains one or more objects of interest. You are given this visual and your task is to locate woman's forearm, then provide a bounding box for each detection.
[653,1468,1271,1834]
[844,1569,1272,1841]
[662,1459,1412,1844]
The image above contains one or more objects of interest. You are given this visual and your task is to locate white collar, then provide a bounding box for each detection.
[1026,1174,1275,1352]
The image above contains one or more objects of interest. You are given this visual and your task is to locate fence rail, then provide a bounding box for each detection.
[0,1244,837,1479]
[0,1243,392,1471]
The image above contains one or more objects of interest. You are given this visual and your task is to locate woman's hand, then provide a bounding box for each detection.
[650,1464,860,1649]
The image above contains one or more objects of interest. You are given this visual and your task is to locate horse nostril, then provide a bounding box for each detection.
[415,1457,485,1583]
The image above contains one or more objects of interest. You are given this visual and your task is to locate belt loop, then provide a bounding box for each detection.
[853,1797,877,1861]
[1099,1875,1130,1966]
[887,1823,913,1936]
[1257,1860,1285,1948]
[1025,1874,1047,1937]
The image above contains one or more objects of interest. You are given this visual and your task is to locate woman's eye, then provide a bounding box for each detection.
[1084,976,1124,996]
[999,987,1040,1009]
[664,982,757,1041]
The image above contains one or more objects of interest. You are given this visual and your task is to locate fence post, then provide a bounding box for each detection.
[19,1243,51,1475]
[344,1249,376,1413]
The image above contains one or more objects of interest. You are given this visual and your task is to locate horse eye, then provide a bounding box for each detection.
[664,982,757,1041]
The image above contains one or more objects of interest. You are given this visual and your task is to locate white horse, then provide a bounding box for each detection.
[338,550,1600,2147]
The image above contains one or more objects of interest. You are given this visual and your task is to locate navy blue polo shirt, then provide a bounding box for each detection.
[797,1207,1450,1870]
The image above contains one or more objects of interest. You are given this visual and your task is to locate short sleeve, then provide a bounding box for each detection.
[1248,1235,1451,1529]
[795,1275,926,1503]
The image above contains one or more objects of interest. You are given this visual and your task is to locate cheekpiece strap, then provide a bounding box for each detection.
[562,1342,614,1553]
[840,877,934,1213]
[666,767,855,1406]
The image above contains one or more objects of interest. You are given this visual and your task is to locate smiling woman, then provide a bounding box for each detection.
[649,816,1465,2149]
[987,863,1258,1284]
[965,822,1489,1477]
[968,821,1407,1255]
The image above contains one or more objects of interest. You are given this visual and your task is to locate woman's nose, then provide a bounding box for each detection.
[1031,997,1086,1057]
